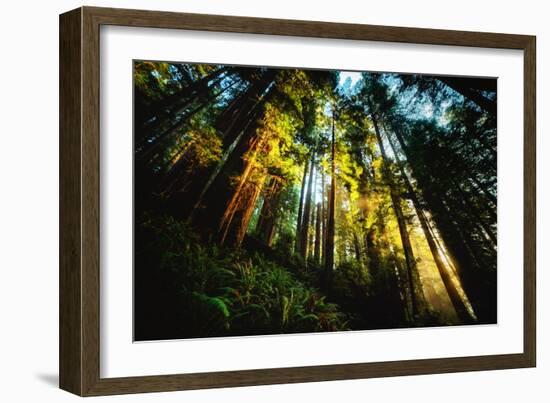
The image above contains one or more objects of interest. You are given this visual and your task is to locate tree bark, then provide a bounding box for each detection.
[295,157,309,254]
[300,153,316,262]
[256,177,282,246]
[191,118,264,238]
[321,171,327,263]
[136,66,229,132]
[230,172,266,246]
[314,203,322,264]
[137,80,238,164]
[188,80,278,227]
[308,168,318,259]
[218,70,277,150]
[218,149,268,247]
[324,110,336,291]
[384,126,475,323]
[370,106,425,319]
[391,124,496,323]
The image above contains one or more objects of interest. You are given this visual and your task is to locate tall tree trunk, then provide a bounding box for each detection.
[309,201,316,259]
[370,107,426,319]
[300,153,316,262]
[321,171,327,262]
[383,126,475,323]
[191,117,264,237]
[218,70,277,150]
[256,177,282,246]
[308,169,318,259]
[137,79,238,164]
[218,134,270,247]
[217,155,259,245]
[136,66,229,132]
[295,157,310,254]
[314,202,322,264]
[391,124,496,323]
[188,80,277,227]
[324,111,336,291]
[226,171,266,246]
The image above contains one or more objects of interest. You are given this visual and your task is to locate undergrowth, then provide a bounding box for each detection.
[134,214,349,340]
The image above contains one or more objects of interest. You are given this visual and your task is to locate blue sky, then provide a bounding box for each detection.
[338,71,362,88]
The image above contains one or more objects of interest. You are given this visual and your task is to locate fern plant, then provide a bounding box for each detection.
[136,213,349,339]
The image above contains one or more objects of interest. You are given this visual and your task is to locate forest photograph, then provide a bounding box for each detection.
[133,60,497,342]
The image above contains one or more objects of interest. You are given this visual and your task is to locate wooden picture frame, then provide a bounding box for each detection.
[59,6,536,396]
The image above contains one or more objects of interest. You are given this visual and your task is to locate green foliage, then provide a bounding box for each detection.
[333,259,372,297]
[134,61,176,101]
[136,214,348,339]
[163,124,222,173]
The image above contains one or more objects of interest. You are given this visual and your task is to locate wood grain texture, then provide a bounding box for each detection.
[523,37,536,367]
[86,6,532,49]
[59,6,537,396]
[59,8,82,396]
[81,6,102,396]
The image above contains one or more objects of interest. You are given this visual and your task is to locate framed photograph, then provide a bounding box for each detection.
[59,6,536,396]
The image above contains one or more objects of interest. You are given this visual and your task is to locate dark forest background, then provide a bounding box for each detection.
[133,61,497,341]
